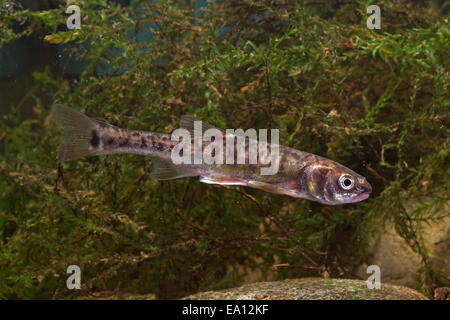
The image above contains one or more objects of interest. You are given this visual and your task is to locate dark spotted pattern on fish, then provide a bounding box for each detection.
[90,130,100,148]
[140,137,147,148]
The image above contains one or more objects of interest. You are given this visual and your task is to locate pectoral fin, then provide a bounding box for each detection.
[248,181,301,197]
[247,181,285,193]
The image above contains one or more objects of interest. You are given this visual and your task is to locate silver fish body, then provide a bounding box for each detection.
[52,104,372,205]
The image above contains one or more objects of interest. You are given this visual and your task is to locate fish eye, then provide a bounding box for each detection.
[338,174,354,190]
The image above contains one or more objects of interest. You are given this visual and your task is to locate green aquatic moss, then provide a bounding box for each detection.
[0,0,449,299]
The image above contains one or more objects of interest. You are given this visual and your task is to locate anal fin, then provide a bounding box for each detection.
[150,158,199,180]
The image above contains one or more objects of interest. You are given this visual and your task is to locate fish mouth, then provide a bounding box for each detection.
[353,192,370,202]
[353,180,372,202]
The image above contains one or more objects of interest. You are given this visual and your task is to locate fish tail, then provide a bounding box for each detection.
[52,104,115,163]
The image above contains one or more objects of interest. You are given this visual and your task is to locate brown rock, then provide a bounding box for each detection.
[356,207,450,289]
[182,278,427,300]
[75,291,156,300]
[434,287,450,300]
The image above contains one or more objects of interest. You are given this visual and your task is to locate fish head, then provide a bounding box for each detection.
[302,162,372,205]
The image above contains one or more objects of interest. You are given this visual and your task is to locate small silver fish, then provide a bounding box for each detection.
[52,104,372,205]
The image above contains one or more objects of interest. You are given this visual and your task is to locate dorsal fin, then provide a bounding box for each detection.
[180,115,224,136]
[180,115,254,141]
[150,158,199,180]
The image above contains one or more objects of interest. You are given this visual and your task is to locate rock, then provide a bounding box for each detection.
[434,287,450,300]
[75,291,156,300]
[356,224,422,288]
[182,278,427,300]
[356,208,450,289]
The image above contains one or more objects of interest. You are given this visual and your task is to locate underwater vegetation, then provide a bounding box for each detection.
[0,0,448,299]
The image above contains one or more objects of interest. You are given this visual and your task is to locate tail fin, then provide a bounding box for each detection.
[52,104,106,163]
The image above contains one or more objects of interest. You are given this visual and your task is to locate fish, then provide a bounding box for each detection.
[52,104,372,205]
